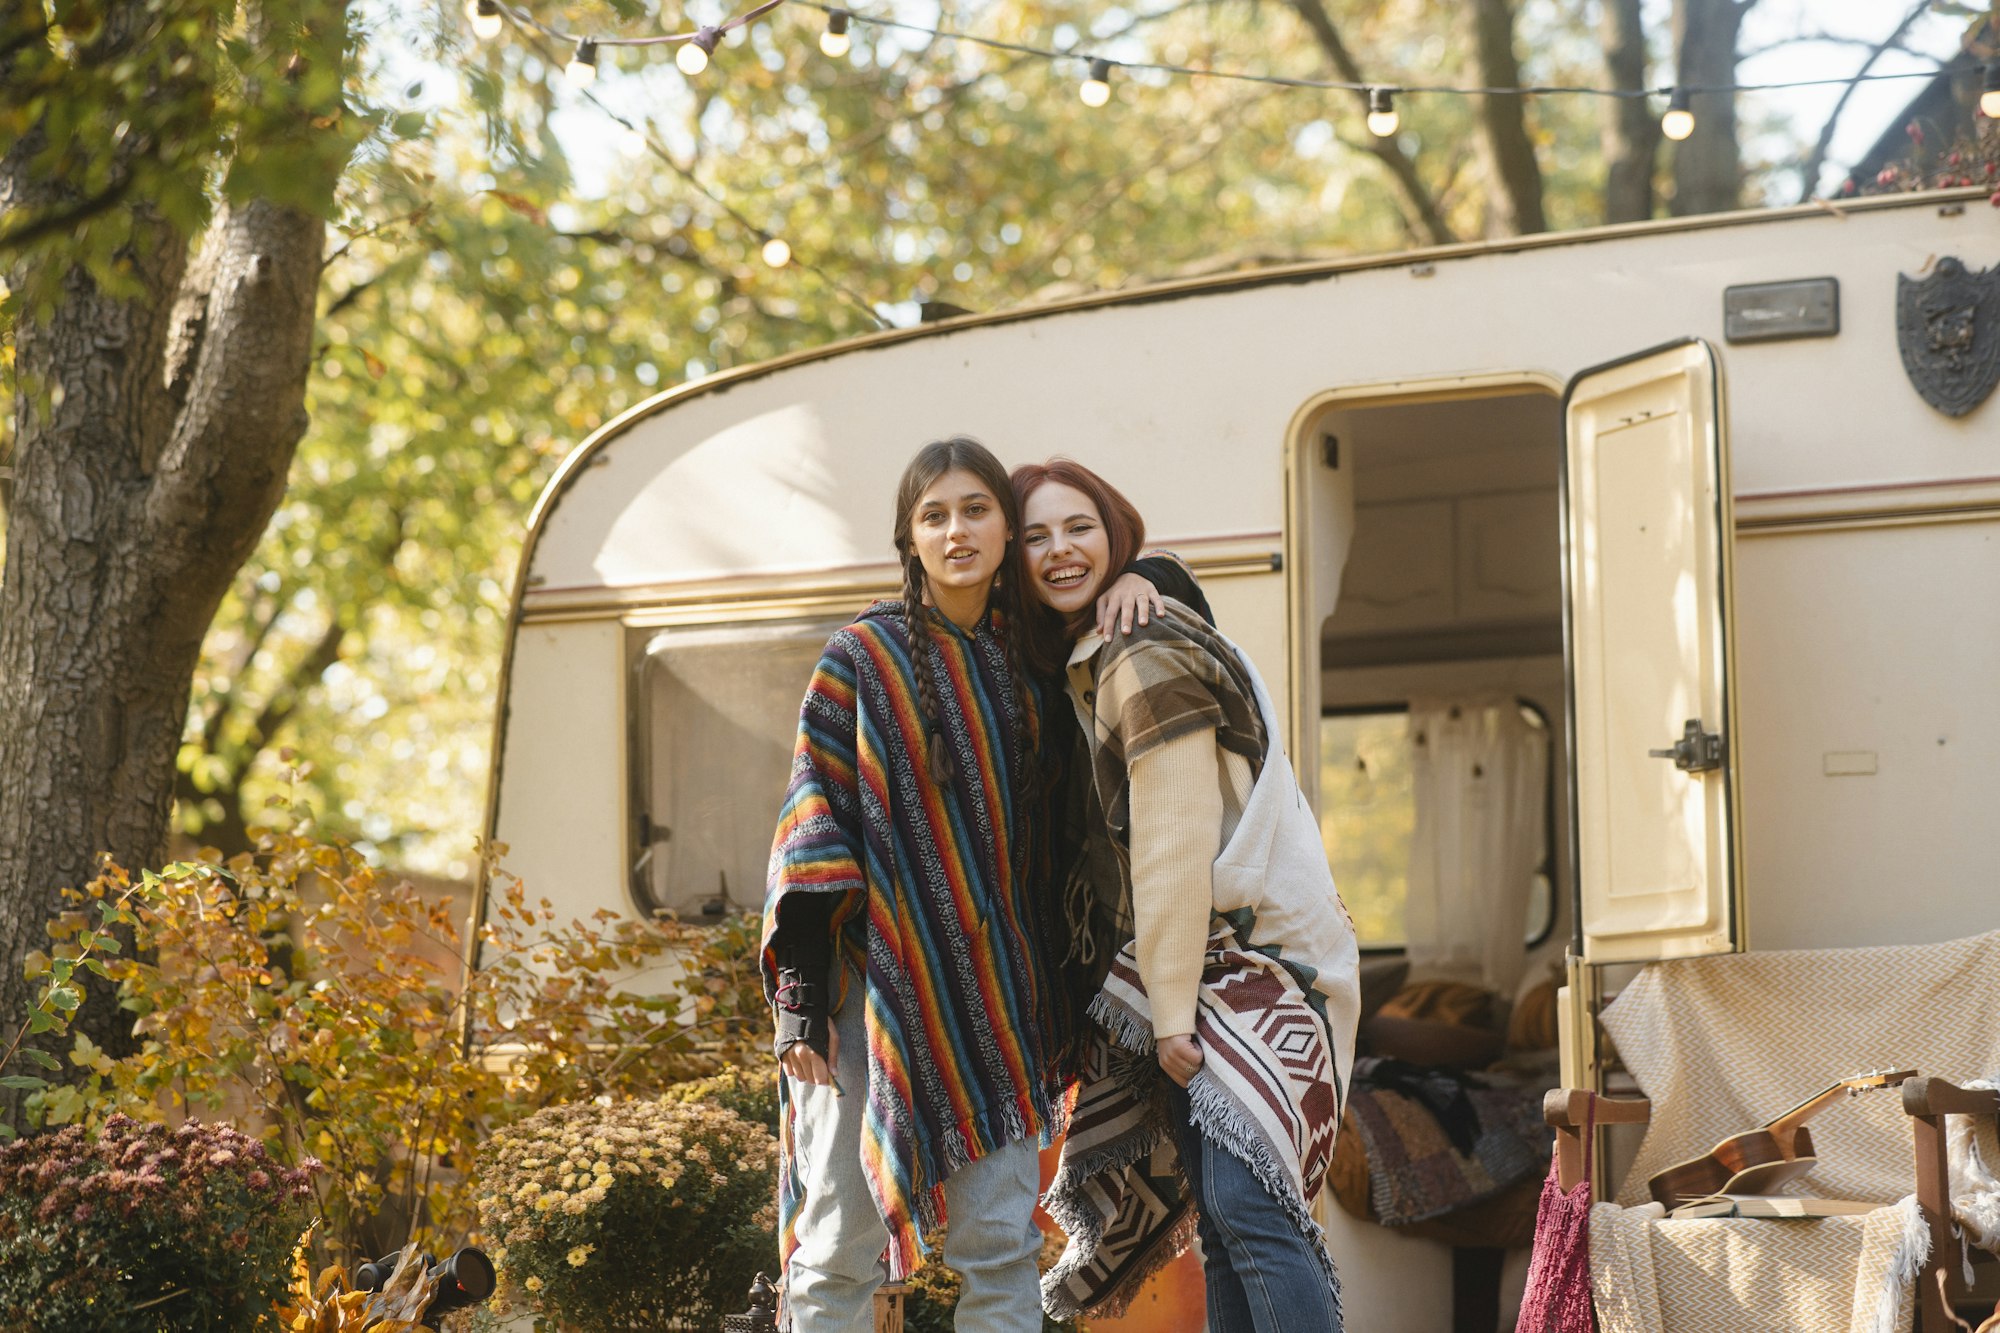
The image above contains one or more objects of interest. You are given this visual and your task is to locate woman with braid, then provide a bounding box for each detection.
[761,437,1195,1332]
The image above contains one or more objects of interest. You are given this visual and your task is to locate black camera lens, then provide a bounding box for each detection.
[351,1245,495,1326]
[432,1247,496,1307]
[354,1256,398,1292]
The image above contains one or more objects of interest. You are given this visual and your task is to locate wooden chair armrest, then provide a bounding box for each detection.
[1903,1076,2000,1118]
[1544,1089,1652,1129]
[1905,1076,1997,1333]
[1545,1090,1651,1192]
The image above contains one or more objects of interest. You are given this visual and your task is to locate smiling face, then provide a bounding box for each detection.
[909,467,1011,599]
[1021,481,1111,617]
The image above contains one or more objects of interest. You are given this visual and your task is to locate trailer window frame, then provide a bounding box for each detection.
[625,609,859,922]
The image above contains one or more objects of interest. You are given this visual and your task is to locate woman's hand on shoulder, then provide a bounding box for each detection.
[1157,1032,1203,1087]
[1096,572,1167,638]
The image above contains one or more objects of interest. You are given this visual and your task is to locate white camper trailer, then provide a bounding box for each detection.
[479,188,2000,1330]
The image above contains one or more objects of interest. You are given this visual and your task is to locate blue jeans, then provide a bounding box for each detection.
[1167,1081,1342,1333]
[785,983,1044,1333]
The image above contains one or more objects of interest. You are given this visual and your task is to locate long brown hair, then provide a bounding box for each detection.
[891,437,1035,787]
[1009,458,1147,675]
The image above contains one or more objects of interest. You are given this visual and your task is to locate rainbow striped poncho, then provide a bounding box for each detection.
[761,601,1073,1278]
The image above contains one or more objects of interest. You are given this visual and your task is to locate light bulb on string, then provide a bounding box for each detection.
[762,237,792,268]
[465,0,502,40]
[1662,88,1695,141]
[565,38,599,88]
[1365,87,1399,138]
[1981,62,2000,120]
[820,10,851,59]
[677,26,721,76]
[619,125,648,157]
[1080,57,1112,108]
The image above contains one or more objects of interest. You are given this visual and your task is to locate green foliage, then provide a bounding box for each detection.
[16,829,772,1270]
[1318,712,1416,948]
[473,1091,781,1331]
[0,1115,317,1333]
[0,0,374,298]
[167,0,1640,876]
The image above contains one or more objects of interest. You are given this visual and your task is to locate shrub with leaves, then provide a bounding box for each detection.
[0,1114,317,1332]
[474,1093,780,1331]
[1855,114,2000,202]
[13,830,772,1270]
[657,1063,780,1133]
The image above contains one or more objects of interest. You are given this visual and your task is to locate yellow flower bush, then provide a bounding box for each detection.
[14,830,772,1272]
[475,1088,781,1331]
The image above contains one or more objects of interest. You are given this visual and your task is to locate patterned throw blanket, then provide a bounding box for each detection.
[1040,642,1361,1320]
[1343,1057,1553,1227]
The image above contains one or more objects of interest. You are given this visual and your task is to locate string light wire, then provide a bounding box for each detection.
[474,0,1973,326]
[787,0,1960,103]
[504,19,892,329]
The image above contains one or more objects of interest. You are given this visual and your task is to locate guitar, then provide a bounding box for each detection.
[1645,1068,1916,1207]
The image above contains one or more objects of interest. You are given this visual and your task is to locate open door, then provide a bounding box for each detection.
[1562,339,1743,965]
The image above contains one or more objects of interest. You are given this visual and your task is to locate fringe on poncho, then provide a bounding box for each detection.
[762,601,1077,1279]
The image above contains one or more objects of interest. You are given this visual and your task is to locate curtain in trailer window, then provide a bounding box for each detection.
[1403,698,1549,997]
[639,618,849,918]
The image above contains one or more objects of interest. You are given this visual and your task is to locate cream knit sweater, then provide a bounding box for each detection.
[1124,728,1253,1039]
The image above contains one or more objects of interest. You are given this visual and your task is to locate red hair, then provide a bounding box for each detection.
[1009,458,1147,673]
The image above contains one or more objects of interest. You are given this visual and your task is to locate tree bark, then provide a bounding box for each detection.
[1287,0,1457,245]
[0,0,352,1100]
[1459,0,1546,236]
[1670,0,1757,216]
[1600,0,1660,223]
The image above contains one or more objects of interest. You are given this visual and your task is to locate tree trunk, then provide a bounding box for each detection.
[1670,0,1755,216]
[1601,0,1660,223]
[1460,0,1547,236]
[0,0,351,1113]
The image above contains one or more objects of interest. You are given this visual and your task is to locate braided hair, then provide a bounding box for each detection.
[891,437,1040,796]
[898,549,956,786]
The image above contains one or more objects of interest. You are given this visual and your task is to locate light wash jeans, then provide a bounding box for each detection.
[1167,1081,1342,1333]
[785,984,1044,1333]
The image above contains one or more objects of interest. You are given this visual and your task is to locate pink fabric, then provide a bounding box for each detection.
[1517,1099,1595,1333]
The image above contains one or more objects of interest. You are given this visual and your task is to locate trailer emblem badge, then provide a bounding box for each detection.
[1897,257,2000,418]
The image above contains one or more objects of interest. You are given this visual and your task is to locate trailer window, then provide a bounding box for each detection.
[1319,704,1555,952]
[635,617,849,920]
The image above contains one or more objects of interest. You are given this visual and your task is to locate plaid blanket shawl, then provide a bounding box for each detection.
[1041,618,1362,1319]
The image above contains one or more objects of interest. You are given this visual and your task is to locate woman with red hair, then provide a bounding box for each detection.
[1014,459,1361,1333]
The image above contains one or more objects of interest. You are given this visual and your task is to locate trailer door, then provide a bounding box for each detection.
[1563,339,1743,965]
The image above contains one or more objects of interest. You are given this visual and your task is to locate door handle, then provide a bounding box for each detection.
[1648,719,1726,773]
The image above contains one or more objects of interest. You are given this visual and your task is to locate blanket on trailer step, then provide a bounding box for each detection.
[1039,641,1361,1320]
